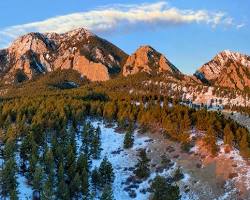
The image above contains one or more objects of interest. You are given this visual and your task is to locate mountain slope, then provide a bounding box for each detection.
[0,28,128,83]
[123,45,181,77]
[195,50,250,90]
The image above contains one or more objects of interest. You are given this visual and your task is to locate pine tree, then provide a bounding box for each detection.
[223,124,234,148]
[99,156,115,187]
[20,135,31,174]
[91,167,101,191]
[180,112,191,133]
[179,112,191,143]
[57,163,70,200]
[151,176,180,200]
[123,129,134,149]
[65,143,76,184]
[42,178,54,200]
[57,179,70,200]
[204,126,218,156]
[81,168,89,200]
[69,172,81,198]
[0,157,19,198]
[33,166,43,192]
[28,154,38,182]
[44,149,54,174]
[69,126,77,156]
[42,148,55,199]
[134,149,150,179]
[81,123,91,156]
[0,140,19,198]
[239,131,250,158]
[100,185,114,200]
[91,128,101,159]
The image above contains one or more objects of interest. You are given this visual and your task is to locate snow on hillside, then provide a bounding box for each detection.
[89,119,194,200]
[143,80,250,108]
[7,119,193,200]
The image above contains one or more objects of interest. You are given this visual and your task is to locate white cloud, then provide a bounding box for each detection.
[0,1,238,48]
[236,23,246,29]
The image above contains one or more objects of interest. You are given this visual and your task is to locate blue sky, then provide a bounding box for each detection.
[0,0,249,74]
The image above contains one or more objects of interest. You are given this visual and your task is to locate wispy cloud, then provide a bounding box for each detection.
[236,23,246,29]
[0,1,239,48]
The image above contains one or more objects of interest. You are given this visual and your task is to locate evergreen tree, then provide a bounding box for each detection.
[151,176,180,200]
[99,157,115,187]
[123,129,134,149]
[100,185,114,200]
[223,124,234,148]
[180,112,191,133]
[65,143,76,184]
[91,128,101,159]
[69,172,81,198]
[69,126,77,156]
[81,168,89,200]
[204,126,218,156]
[20,136,31,174]
[57,163,70,200]
[91,167,101,191]
[239,131,250,158]
[33,166,43,192]
[42,178,54,200]
[28,154,38,182]
[0,140,18,198]
[44,149,54,174]
[134,149,150,179]
[0,157,19,198]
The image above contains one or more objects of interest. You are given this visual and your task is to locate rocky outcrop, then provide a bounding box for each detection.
[123,45,181,77]
[195,50,250,90]
[0,28,128,83]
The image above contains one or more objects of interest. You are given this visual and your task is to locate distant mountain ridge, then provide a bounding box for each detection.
[0,28,250,91]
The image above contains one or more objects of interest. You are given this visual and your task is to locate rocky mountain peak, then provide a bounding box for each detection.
[195,50,250,90]
[123,45,181,76]
[0,28,128,83]
[9,32,55,56]
[215,50,250,67]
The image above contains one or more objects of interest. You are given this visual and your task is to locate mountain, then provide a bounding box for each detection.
[1,27,250,92]
[123,45,181,77]
[0,28,128,83]
[194,50,250,90]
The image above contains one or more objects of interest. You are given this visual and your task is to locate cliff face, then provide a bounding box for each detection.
[0,28,128,83]
[195,50,250,90]
[123,45,181,77]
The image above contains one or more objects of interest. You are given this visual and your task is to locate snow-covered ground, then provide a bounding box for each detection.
[6,119,196,199]
[142,80,250,107]
[90,119,194,200]
[223,111,250,132]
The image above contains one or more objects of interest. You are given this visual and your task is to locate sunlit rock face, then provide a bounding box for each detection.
[123,45,181,77]
[0,28,128,83]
